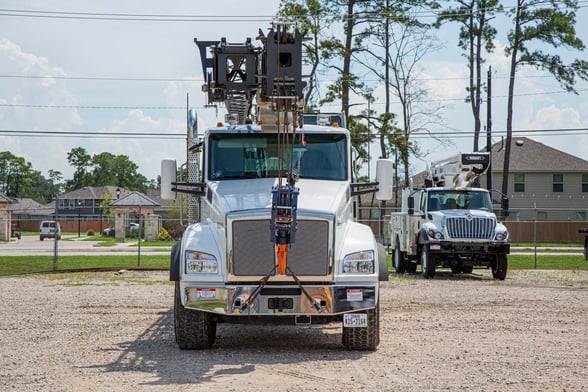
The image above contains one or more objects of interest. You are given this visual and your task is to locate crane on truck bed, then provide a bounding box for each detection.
[161,23,394,350]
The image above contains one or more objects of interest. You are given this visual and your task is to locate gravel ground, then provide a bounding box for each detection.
[0,269,586,391]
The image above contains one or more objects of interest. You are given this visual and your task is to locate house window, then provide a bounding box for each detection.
[582,174,588,193]
[576,211,587,221]
[552,174,563,193]
[514,174,525,192]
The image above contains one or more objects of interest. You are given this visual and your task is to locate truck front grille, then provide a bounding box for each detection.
[446,217,494,239]
[232,219,330,276]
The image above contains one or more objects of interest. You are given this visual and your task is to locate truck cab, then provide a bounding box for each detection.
[164,121,392,350]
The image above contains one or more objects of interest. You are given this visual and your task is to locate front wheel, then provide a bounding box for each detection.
[342,302,379,351]
[492,254,508,280]
[421,246,436,279]
[174,281,217,349]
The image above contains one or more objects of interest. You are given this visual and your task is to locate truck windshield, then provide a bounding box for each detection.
[208,133,347,181]
[427,190,492,212]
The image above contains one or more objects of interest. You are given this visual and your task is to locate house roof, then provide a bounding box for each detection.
[59,186,131,200]
[110,191,159,207]
[0,193,16,205]
[487,137,588,172]
[10,198,44,213]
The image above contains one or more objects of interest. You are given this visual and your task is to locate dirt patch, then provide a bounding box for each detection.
[0,269,586,391]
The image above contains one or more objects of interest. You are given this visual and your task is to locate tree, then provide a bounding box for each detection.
[278,0,335,106]
[377,11,444,184]
[90,152,148,191]
[47,170,64,196]
[502,0,588,199]
[437,0,501,151]
[0,151,33,198]
[318,0,372,120]
[65,147,149,192]
[26,171,55,203]
[66,147,92,191]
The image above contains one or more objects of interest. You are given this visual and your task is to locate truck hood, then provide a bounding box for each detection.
[430,209,496,220]
[208,178,349,215]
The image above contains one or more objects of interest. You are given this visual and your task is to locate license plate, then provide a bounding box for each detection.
[196,288,216,299]
[343,313,367,328]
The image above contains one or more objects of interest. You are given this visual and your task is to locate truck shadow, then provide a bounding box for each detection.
[89,309,368,387]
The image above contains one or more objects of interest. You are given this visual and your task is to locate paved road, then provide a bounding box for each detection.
[0,235,172,256]
[2,236,583,257]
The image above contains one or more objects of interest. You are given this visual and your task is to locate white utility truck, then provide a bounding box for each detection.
[389,152,510,279]
[161,25,394,350]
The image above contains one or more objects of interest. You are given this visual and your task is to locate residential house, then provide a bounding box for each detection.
[487,137,588,221]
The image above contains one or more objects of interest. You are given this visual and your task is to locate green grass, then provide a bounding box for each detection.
[507,254,586,270]
[387,254,587,272]
[2,252,585,277]
[512,243,583,248]
[0,255,169,275]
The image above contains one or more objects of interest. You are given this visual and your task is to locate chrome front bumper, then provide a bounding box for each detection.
[183,284,377,316]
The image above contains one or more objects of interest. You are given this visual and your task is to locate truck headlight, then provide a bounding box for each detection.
[427,229,445,240]
[185,250,218,274]
[494,231,509,241]
[343,250,374,274]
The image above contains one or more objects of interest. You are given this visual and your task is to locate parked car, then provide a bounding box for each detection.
[102,223,139,237]
[40,221,61,241]
[102,227,115,237]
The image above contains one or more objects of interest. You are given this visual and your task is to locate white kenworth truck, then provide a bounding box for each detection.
[161,25,394,350]
[390,152,510,279]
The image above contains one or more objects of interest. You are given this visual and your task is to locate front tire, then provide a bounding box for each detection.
[393,242,406,274]
[174,281,217,349]
[342,302,379,351]
[492,254,508,280]
[421,246,436,279]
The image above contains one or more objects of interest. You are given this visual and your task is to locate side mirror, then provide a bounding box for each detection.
[375,159,394,201]
[161,159,177,200]
[408,196,415,216]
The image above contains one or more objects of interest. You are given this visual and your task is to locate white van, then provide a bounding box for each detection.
[40,221,61,241]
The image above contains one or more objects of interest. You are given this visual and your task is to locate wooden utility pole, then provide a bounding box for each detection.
[486,66,492,191]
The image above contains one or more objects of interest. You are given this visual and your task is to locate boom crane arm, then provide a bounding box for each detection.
[194,25,306,127]
[429,152,490,188]
[194,25,308,280]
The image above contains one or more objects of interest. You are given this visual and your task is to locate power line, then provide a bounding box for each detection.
[0,129,185,139]
[1,127,586,140]
[0,74,200,82]
[0,9,276,22]
[1,2,585,22]
[0,103,185,110]
[0,71,576,83]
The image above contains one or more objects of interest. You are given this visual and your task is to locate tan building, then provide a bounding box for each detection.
[488,137,588,221]
[0,193,16,241]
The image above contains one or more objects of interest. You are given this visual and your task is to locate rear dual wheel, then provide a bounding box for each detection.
[393,243,406,274]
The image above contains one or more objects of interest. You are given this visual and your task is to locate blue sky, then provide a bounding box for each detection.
[1,1,586,183]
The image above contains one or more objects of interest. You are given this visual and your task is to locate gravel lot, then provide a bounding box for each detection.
[1,269,586,391]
